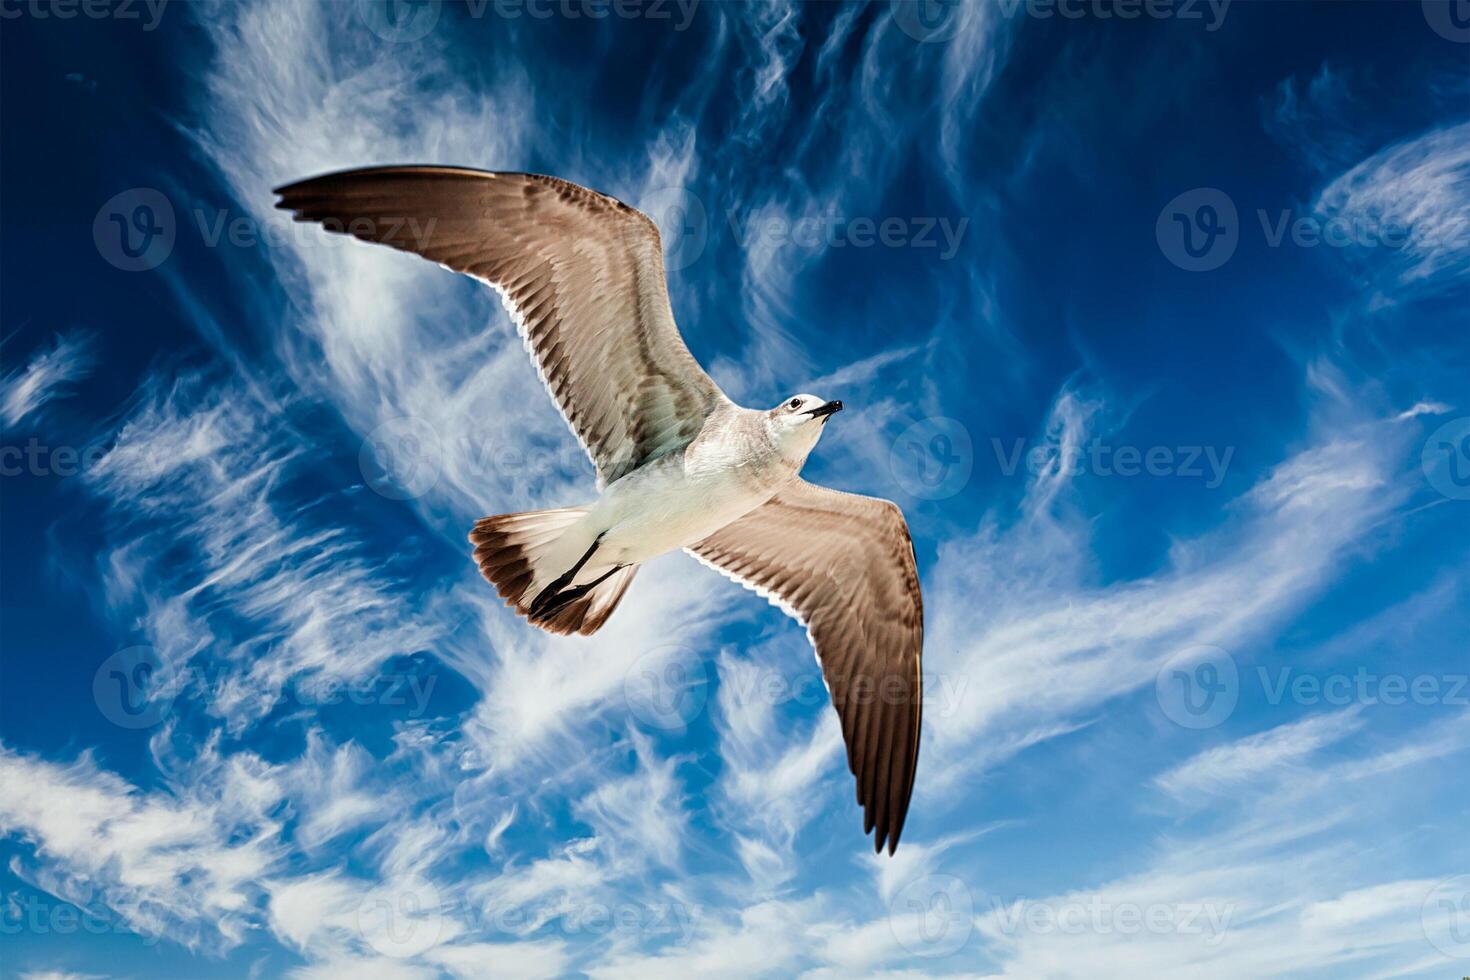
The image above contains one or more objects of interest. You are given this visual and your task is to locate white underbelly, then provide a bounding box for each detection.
[591,458,781,565]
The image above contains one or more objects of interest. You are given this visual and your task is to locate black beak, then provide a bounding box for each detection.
[806,400,843,420]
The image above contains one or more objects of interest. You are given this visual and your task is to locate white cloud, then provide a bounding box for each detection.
[705,644,844,889]
[918,386,1413,804]
[1153,710,1365,801]
[573,729,689,872]
[0,331,94,429]
[973,711,1470,978]
[428,940,570,980]
[85,375,439,730]
[288,735,386,851]
[0,744,281,952]
[587,898,818,980]
[1313,120,1470,297]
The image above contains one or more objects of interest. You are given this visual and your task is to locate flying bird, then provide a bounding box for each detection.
[274,166,924,853]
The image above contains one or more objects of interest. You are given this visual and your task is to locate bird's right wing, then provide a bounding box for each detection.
[274,166,730,486]
[687,479,924,854]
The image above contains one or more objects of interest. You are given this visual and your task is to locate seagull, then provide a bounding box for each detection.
[274,166,924,854]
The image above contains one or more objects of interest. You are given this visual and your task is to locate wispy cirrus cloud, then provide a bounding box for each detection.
[1152,708,1365,801]
[572,728,690,873]
[0,331,94,430]
[915,369,1429,806]
[976,709,1470,978]
[85,373,439,731]
[0,743,282,952]
[1312,119,1470,298]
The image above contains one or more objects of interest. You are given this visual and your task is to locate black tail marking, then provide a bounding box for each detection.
[529,533,604,619]
[533,563,628,621]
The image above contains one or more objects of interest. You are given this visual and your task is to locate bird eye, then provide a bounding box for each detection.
[789,399,801,410]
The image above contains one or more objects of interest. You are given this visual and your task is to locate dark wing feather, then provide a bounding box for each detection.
[687,479,924,854]
[274,166,728,486]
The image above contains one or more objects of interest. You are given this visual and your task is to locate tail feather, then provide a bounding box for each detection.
[469,509,638,636]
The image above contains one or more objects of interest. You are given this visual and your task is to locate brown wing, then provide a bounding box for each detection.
[274,166,729,486]
[687,479,924,854]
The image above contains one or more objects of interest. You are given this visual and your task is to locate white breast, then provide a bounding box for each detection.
[591,440,793,565]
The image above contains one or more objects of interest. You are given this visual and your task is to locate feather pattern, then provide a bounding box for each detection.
[273,166,730,486]
[688,479,924,854]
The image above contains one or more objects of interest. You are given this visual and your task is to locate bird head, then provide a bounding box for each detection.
[768,393,843,458]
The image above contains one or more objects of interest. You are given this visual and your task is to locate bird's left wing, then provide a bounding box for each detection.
[686,479,924,854]
[274,166,730,486]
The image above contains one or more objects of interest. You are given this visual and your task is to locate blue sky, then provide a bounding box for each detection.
[1,1,1468,977]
